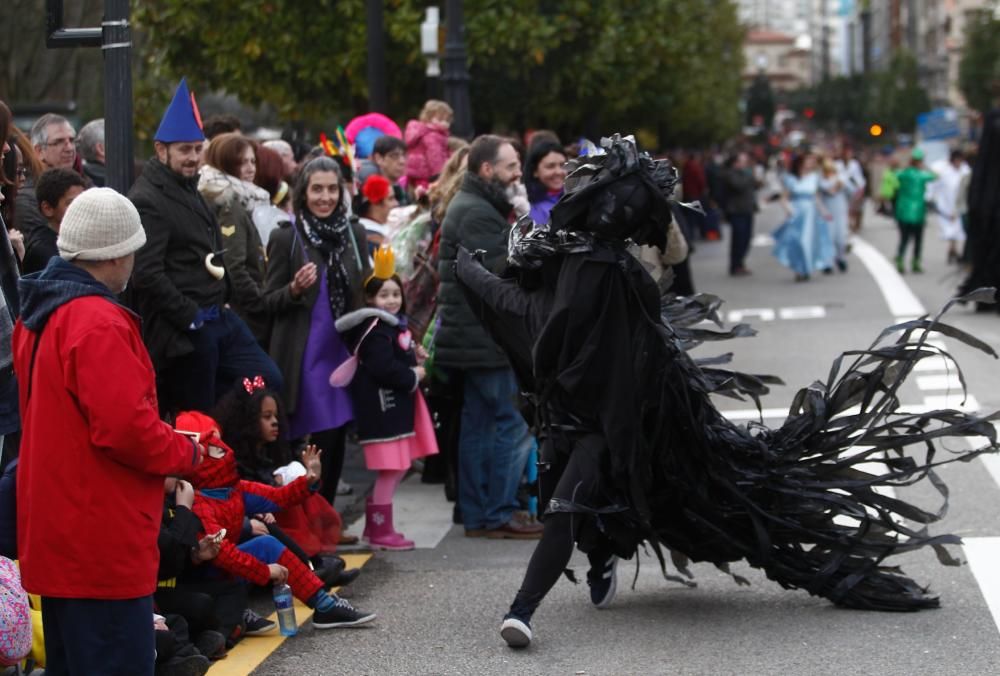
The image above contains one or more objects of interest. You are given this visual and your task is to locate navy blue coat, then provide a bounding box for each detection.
[337,309,418,444]
[0,459,16,559]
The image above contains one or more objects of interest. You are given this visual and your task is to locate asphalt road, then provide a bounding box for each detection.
[254,201,1000,676]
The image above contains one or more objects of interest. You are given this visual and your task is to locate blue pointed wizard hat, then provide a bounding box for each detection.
[154,78,205,143]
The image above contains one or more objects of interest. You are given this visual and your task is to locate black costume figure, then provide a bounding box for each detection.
[453,135,1000,649]
[959,107,1000,309]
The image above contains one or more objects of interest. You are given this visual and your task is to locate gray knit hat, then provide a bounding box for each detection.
[58,188,147,261]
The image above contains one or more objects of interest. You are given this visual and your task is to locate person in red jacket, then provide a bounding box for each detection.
[14,187,204,676]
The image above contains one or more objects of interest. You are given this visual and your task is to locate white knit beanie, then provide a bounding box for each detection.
[58,188,147,261]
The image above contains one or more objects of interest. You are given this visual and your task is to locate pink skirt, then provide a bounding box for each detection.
[363,390,440,471]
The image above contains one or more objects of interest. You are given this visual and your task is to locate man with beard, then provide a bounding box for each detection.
[435,135,543,539]
[129,79,282,415]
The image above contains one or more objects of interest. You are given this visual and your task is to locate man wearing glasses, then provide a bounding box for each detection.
[15,114,89,240]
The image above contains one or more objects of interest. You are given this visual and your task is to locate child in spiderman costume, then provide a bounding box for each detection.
[176,411,376,629]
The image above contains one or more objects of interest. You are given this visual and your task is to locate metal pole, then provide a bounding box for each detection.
[442,0,473,139]
[102,0,134,193]
[45,0,134,193]
[366,0,389,112]
[46,0,101,47]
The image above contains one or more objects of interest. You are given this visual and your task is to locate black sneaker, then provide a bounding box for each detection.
[193,629,227,660]
[587,555,618,608]
[311,596,377,628]
[242,608,276,636]
[158,653,211,676]
[500,613,532,648]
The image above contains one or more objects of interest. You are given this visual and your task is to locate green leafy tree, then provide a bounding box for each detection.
[132,0,744,148]
[783,51,929,137]
[959,8,1000,114]
[869,50,930,134]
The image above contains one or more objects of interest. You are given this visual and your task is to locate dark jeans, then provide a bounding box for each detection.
[458,368,532,530]
[727,212,754,272]
[42,595,155,676]
[159,308,283,414]
[897,221,925,261]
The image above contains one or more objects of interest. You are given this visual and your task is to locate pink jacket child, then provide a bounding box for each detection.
[404,100,454,191]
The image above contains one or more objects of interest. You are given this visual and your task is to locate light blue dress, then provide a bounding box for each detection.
[772,173,834,276]
[819,173,850,261]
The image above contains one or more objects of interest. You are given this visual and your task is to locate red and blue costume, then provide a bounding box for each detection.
[177,411,324,601]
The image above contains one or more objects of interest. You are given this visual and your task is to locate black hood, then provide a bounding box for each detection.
[549,134,680,250]
[18,257,125,332]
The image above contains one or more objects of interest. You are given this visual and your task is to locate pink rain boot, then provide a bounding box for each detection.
[366,502,414,551]
[363,496,372,539]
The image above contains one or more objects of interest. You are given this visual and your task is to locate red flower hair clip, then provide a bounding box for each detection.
[242,375,266,395]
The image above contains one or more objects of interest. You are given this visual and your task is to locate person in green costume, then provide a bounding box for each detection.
[894,148,937,273]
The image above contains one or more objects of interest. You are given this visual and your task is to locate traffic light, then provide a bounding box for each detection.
[803,107,815,119]
[869,123,884,137]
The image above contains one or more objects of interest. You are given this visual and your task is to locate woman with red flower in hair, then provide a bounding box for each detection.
[355,174,398,257]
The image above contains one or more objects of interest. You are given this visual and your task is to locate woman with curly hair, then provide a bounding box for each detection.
[211,378,359,586]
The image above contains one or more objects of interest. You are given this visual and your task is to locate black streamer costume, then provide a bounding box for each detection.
[451,135,1000,648]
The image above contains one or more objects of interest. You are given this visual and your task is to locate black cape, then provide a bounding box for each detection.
[456,240,999,612]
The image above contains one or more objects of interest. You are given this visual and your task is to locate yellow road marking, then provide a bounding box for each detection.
[207,552,372,675]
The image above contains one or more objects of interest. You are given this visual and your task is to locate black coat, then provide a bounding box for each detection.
[13,177,46,240]
[129,158,228,369]
[22,225,58,275]
[337,308,418,444]
[158,501,202,582]
[206,193,269,345]
[264,217,370,416]
[435,173,513,370]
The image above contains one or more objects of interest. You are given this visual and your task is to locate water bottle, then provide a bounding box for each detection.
[272,583,297,636]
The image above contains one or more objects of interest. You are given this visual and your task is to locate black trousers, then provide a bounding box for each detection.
[897,221,925,261]
[727,212,754,272]
[306,426,348,504]
[508,433,617,621]
[153,588,218,638]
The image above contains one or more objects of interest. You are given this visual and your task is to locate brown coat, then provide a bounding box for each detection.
[264,217,370,415]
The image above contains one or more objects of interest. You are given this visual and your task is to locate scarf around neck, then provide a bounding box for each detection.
[300,207,358,319]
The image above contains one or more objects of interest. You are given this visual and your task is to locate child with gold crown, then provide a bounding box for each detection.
[333,246,439,550]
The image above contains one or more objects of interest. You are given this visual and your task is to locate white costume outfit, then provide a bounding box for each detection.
[931,160,971,242]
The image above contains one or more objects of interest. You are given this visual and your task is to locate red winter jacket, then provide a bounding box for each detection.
[14,260,200,599]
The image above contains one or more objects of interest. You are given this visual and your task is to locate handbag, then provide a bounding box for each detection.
[329,319,380,387]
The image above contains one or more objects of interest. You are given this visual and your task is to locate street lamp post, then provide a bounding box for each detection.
[46,0,134,193]
[421,7,441,99]
[366,0,389,113]
[442,0,473,139]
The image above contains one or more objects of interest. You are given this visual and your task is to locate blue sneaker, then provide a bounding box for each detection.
[587,555,618,608]
[500,613,532,648]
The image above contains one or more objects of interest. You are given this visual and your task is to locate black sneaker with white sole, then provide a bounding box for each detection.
[500,613,532,648]
[311,596,377,628]
[242,608,277,636]
[587,555,618,608]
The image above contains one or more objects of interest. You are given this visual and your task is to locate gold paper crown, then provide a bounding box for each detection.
[366,246,396,285]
